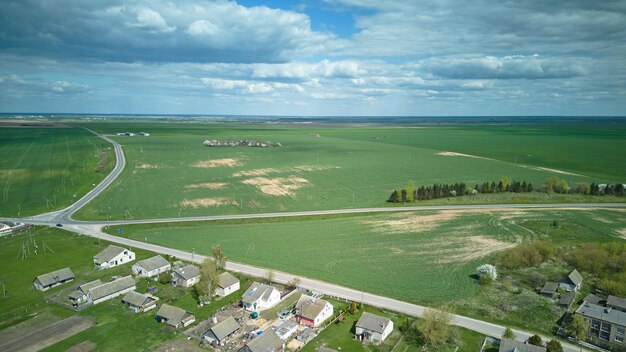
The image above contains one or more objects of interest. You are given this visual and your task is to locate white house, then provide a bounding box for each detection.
[241,282,281,312]
[122,291,157,313]
[87,275,136,305]
[172,264,200,287]
[216,272,240,297]
[33,267,75,291]
[355,312,394,344]
[295,295,333,327]
[93,245,135,270]
[132,255,171,278]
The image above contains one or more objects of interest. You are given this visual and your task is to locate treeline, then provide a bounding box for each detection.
[388,176,625,203]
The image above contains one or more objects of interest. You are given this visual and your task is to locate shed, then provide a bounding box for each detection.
[558,292,576,309]
[33,267,75,291]
[88,275,136,305]
[560,269,583,292]
[239,329,283,352]
[204,316,240,344]
[122,291,157,313]
[155,304,195,328]
[539,282,559,299]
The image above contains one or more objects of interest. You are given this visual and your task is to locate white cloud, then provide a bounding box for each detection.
[128,7,176,33]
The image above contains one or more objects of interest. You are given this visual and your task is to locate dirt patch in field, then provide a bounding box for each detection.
[293,165,340,172]
[185,182,227,190]
[0,315,95,352]
[516,164,585,177]
[192,158,241,168]
[181,197,238,208]
[616,228,626,240]
[438,236,518,264]
[0,168,29,178]
[65,341,97,352]
[364,211,460,234]
[242,176,309,196]
[436,151,494,161]
[137,163,159,169]
[233,168,278,177]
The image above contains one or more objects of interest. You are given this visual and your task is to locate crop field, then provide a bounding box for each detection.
[111,208,626,306]
[0,125,114,217]
[75,121,626,220]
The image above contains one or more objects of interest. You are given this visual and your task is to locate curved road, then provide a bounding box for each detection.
[3,127,607,351]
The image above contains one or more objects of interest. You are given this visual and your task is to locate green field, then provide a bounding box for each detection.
[0,126,114,217]
[110,208,626,307]
[74,121,626,220]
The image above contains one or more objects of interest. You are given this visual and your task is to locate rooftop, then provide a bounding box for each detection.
[499,338,546,352]
[173,264,200,281]
[576,302,626,326]
[540,282,559,294]
[35,267,74,287]
[94,245,127,265]
[134,255,170,272]
[205,316,240,342]
[242,282,278,305]
[217,272,239,289]
[156,304,193,325]
[607,295,626,311]
[88,276,135,301]
[243,329,283,352]
[122,291,155,307]
[356,312,392,334]
[296,295,331,321]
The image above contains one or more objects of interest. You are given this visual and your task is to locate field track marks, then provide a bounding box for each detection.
[0,315,95,352]
[2,129,40,203]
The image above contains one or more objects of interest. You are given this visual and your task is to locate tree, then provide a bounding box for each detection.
[158,272,172,284]
[546,339,563,352]
[196,258,218,303]
[503,327,515,339]
[406,181,415,202]
[388,190,400,203]
[527,334,543,346]
[287,277,301,289]
[500,176,512,191]
[476,264,498,281]
[420,308,452,347]
[266,270,275,284]
[212,244,227,269]
[566,315,588,341]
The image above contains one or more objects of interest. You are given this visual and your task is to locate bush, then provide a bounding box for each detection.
[158,272,172,284]
[546,339,563,352]
[527,334,543,346]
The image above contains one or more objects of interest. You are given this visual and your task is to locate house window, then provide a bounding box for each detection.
[617,327,625,335]
[616,336,624,343]
[601,322,612,332]
[591,320,601,329]
[600,331,610,341]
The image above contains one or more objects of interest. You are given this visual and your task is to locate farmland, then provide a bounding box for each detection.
[109,208,626,307]
[74,121,626,220]
[0,125,114,217]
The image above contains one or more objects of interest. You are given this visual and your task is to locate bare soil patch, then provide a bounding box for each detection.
[436,151,494,160]
[437,236,518,264]
[293,165,340,172]
[137,163,159,169]
[364,211,460,234]
[192,158,241,168]
[185,182,227,190]
[516,164,584,177]
[233,168,278,177]
[617,228,626,240]
[65,341,97,352]
[181,197,238,208]
[0,315,95,352]
[242,176,309,197]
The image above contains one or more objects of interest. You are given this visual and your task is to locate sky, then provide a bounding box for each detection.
[0,0,625,116]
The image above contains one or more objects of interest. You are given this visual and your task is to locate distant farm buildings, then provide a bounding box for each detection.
[33,267,75,291]
[115,132,149,136]
[202,139,281,148]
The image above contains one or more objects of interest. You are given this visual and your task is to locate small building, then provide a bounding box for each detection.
[94,245,135,270]
[172,264,200,287]
[575,300,626,348]
[216,272,240,297]
[239,328,284,352]
[242,282,281,312]
[132,255,171,278]
[68,279,102,306]
[155,304,195,328]
[139,132,150,136]
[584,294,603,306]
[355,312,394,344]
[558,291,576,309]
[560,269,583,292]
[33,267,75,291]
[539,282,559,299]
[296,328,316,344]
[498,338,546,352]
[272,320,298,341]
[607,295,626,313]
[122,291,157,313]
[203,316,240,345]
[88,275,136,305]
[295,295,333,327]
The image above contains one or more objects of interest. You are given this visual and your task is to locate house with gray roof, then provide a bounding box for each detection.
[93,245,135,270]
[558,291,576,309]
[242,282,280,312]
[239,328,284,352]
[295,295,333,327]
[216,272,240,297]
[575,299,626,348]
[560,269,583,292]
[272,320,298,341]
[539,282,559,299]
[33,267,74,291]
[155,304,195,328]
[68,279,102,306]
[132,255,170,278]
[88,275,136,305]
[203,316,240,344]
[584,294,603,306]
[498,338,546,352]
[607,295,626,313]
[172,264,200,287]
[122,291,157,313]
[355,312,394,344]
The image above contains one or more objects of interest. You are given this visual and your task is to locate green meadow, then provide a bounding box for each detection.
[75,121,626,220]
[0,126,114,217]
[110,208,626,307]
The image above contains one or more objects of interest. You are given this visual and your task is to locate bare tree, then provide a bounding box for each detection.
[212,244,227,269]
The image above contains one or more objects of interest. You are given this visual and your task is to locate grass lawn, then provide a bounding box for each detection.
[0,226,249,351]
[0,126,114,217]
[73,121,626,220]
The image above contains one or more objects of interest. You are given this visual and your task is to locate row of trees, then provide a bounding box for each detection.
[388,176,625,203]
[503,328,564,352]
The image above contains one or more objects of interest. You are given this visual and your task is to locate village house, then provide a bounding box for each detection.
[241,282,281,312]
[172,264,200,287]
[68,279,102,307]
[93,245,135,270]
[203,316,240,345]
[575,296,626,349]
[155,304,195,328]
[295,295,333,327]
[122,291,157,313]
[272,320,298,341]
[33,267,75,291]
[87,275,136,305]
[239,328,284,352]
[355,312,394,344]
[132,255,171,278]
[560,269,583,292]
[498,338,546,352]
[216,272,240,297]
[539,282,559,299]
